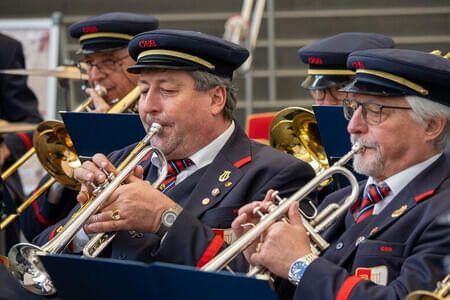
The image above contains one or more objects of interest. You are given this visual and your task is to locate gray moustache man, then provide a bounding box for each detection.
[232,48,450,300]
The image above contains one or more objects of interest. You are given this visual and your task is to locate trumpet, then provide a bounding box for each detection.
[201,143,363,274]
[0,86,141,230]
[7,123,167,296]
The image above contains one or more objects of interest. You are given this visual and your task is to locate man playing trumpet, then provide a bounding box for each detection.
[20,12,159,241]
[33,29,314,268]
[233,48,450,300]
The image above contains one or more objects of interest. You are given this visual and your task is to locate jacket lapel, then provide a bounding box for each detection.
[175,125,252,218]
[335,155,449,265]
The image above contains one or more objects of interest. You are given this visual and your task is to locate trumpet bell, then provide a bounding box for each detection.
[8,243,56,295]
[269,107,329,176]
[33,121,81,190]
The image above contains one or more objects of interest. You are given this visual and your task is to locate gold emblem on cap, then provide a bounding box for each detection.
[224,181,232,187]
[202,198,210,205]
[392,205,407,218]
[370,227,378,236]
[211,188,220,196]
[218,171,231,182]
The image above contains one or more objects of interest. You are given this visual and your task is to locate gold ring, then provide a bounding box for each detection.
[111,209,121,221]
[256,242,263,253]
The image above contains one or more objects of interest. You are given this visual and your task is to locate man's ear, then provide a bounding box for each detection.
[424,116,446,143]
[209,85,227,116]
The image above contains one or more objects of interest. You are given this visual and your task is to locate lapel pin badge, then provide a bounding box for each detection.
[218,170,231,182]
[392,205,407,218]
[211,188,220,196]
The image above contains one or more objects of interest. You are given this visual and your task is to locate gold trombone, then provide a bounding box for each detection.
[0,85,141,230]
[201,143,363,275]
[8,123,167,295]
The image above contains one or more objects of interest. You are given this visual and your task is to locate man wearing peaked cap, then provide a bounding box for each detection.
[33,29,315,271]
[19,12,159,243]
[69,12,159,111]
[232,48,450,300]
[298,32,394,105]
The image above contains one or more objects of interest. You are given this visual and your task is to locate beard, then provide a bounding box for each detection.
[350,135,384,178]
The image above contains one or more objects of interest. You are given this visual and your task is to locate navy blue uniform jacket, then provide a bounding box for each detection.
[34,125,315,270]
[279,155,450,300]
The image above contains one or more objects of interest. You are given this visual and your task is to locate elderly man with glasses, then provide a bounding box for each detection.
[232,48,450,300]
[19,12,159,241]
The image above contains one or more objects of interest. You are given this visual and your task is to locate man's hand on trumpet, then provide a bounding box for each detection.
[74,153,175,235]
[232,189,312,279]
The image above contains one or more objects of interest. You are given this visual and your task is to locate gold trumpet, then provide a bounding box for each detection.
[8,123,167,295]
[0,86,141,230]
[405,275,449,300]
[201,143,363,275]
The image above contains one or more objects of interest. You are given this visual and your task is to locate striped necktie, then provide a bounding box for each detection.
[160,159,194,193]
[355,183,391,223]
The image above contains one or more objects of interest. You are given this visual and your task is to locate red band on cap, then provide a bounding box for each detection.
[138,40,157,48]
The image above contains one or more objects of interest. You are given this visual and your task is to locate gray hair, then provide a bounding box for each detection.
[189,70,237,121]
[405,95,450,152]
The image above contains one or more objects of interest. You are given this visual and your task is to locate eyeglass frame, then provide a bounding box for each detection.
[79,55,129,75]
[309,85,347,103]
[343,96,412,126]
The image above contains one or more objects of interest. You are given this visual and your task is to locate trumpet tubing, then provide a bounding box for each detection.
[201,143,363,273]
[7,123,166,296]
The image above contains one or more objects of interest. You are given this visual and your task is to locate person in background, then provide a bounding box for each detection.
[20,12,159,241]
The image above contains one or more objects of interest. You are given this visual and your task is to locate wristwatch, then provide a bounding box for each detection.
[288,253,318,286]
[155,203,183,238]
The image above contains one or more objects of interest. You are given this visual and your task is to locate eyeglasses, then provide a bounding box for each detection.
[310,86,345,104]
[79,55,128,75]
[343,97,412,125]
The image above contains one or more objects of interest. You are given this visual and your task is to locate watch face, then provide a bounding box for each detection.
[290,261,307,280]
[162,211,177,226]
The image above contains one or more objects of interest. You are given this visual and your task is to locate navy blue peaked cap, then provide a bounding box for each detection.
[298,32,394,90]
[69,12,159,54]
[341,48,450,106]
[127,29,249,79]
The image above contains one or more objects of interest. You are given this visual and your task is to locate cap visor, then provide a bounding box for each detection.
[301,75,352,90]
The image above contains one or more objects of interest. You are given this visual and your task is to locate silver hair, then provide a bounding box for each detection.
[405,95,450,152]
[189,70,237,121]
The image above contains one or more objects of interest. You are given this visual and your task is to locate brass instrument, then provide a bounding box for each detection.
[73,84,107,112]
[8,123,167,295]
[0,85,141,230]
[269,107,330,186]
[405,275,449,300]
[201,143,363,275]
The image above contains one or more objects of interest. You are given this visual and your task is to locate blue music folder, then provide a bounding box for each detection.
[40,254,278,300]
[60,112,146,160]
[312,105,366,185]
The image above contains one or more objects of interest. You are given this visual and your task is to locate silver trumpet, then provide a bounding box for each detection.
[201,143,363,275]
[7,123,167,296]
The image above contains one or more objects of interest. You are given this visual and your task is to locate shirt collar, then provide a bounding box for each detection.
[151,121,235,170]
[366,152,443,196]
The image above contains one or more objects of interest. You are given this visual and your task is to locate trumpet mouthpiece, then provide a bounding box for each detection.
[149,123,163,135]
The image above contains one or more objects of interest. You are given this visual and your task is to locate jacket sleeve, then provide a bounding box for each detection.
[153,159,315,272]
[0,38,42,160]
[289,211,450,300]
[20,175,78,241]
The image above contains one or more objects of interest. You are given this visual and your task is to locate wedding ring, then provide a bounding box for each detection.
[111,209,121,221]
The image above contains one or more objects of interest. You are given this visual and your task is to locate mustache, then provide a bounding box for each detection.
[145,115,173,127]
[350,135,380,149]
